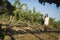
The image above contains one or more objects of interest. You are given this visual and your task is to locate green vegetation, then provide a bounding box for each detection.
[0,0,60,40]
[0,0,60,30]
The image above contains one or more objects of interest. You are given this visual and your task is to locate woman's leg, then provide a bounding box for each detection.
[43,25,47,31]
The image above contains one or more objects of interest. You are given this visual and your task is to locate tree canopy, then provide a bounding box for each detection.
[0,0,15,15]
[39,0,60,8]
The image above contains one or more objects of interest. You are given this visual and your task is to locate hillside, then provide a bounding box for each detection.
[0,19,60,40]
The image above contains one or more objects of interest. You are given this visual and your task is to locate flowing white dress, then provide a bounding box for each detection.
[44,17,49,26]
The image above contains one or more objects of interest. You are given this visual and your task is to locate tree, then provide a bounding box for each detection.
[0,0,15,15]
[13,0,27,21]
[39,0,60,8]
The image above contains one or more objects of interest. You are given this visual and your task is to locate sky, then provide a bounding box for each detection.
[8,0,60,21]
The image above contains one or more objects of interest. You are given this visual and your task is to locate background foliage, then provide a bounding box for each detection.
[0,0,60,30]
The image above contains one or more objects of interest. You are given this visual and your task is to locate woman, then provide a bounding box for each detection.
[44,14,49,31]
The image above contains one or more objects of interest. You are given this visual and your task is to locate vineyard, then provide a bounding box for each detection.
[0,0,60,40]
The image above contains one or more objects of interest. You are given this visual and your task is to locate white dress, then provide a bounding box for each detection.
[44,17,49,26]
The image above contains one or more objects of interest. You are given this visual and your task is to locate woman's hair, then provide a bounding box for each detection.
[45,14,48,18]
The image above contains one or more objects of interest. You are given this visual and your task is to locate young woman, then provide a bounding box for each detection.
[44,14,50,31]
